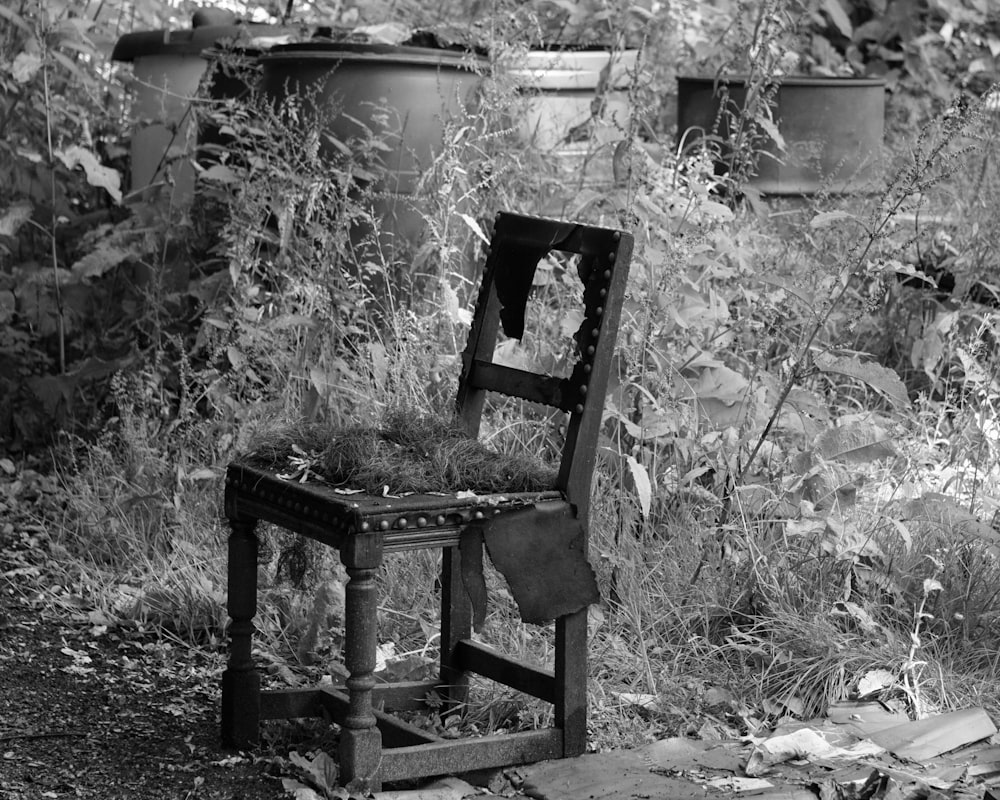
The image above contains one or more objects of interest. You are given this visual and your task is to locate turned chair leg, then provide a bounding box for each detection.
[339,555,384,791]
[439,546,473,711]
[221,517,261,749]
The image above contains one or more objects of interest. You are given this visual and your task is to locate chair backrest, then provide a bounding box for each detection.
[456,212,634,514]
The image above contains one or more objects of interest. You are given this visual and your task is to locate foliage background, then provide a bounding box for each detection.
[3,0,1000,759]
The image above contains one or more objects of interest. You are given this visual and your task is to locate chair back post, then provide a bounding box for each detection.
[556,228,633,522]
[456,212,634,523]
[455,238,503,438]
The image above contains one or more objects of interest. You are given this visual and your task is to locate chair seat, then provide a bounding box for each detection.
[226,463,564,552]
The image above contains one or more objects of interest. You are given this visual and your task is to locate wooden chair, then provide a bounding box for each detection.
[220,211,634,791]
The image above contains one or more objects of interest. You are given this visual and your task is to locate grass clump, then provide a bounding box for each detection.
[242,408,559,495]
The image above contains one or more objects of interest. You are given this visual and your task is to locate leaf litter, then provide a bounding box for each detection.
[519,703,1000,800]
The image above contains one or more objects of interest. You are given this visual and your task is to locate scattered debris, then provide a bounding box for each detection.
[520,707,1000,800]
[869,707,997,762]
[745,728,885,777]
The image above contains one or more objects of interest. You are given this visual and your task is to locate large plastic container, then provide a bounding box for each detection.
[260,41,486,250]
[676,75,885,195]
[112,16,289,208]
[511,48,637,149]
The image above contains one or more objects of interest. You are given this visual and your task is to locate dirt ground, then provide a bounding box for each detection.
[0,471,308,800]
[0,579,290,800]
[0,469,508,800]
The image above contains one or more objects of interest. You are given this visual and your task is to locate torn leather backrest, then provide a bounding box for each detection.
[493,218,580,340]
[459,501,600,627]
[494,241,550,341]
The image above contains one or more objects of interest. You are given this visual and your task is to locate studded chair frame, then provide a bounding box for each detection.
[220,212,634,791]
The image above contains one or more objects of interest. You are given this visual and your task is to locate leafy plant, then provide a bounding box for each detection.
[521,0,656,48]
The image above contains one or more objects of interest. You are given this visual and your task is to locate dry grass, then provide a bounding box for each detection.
[243,408,558,495]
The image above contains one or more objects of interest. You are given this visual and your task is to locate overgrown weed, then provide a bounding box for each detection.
[17,0,1000,757]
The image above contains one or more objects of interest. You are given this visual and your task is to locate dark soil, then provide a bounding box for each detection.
[0,462,518,800]
[0,567,286,800]
[0,466,301,800]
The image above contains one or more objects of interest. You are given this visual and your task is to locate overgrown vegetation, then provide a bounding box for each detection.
[4,0,1000,772]
[243,410,558,493]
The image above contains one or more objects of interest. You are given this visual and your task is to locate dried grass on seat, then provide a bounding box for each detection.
[242,409,558,496]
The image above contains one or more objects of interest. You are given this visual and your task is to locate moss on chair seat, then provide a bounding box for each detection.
[242,409,558,496]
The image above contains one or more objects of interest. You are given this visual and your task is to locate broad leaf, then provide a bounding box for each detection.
[757,274,815,308]
[280,779,323,800]
[810,210,855,228]
[821,0,853,37]
[814,353,908,409]
[71,244,133,281]
[11,52,42,83]
[629,412,676,441]
[884,516,913,552]
[0,4,31,34]
[822,512,883,560]
[813,421,897,463]
[856,668,896,697]
[626,455,652,517]
[900,493,998,541]
[200,164,240,184]
[833,601,879,634]
[697,200,734,221]
[55,145,122,203]
[957,347,994,389]
[0,200,33,236]
[685,365,748,403]
[441,280,472,326]
[785,386,831,423]
[785,517,826,539]
[757,116,786,151]
[459,212,489,243]
[287,750,339,795]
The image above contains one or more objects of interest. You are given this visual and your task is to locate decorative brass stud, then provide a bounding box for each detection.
[360,521,370,532]
[613,232,621,242]
[603,269,612,280]
[397,518,408,529]
[575,404,585,413]
[583,364,592,373]
[595,306,603,317]
[608,252,616,263]
[587,345,595,356]
[417,516,427,527]
[579,385,588,396]
[379,520,390,531]
[436,515,446,525]
[474,510,484,520]
[600,288,607,298]
[591,329,599,338]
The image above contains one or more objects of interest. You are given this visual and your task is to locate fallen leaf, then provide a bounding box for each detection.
[625,455,652,517]
[616,692,658,710]
[856,669,897,698]
[55,145,122,203]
